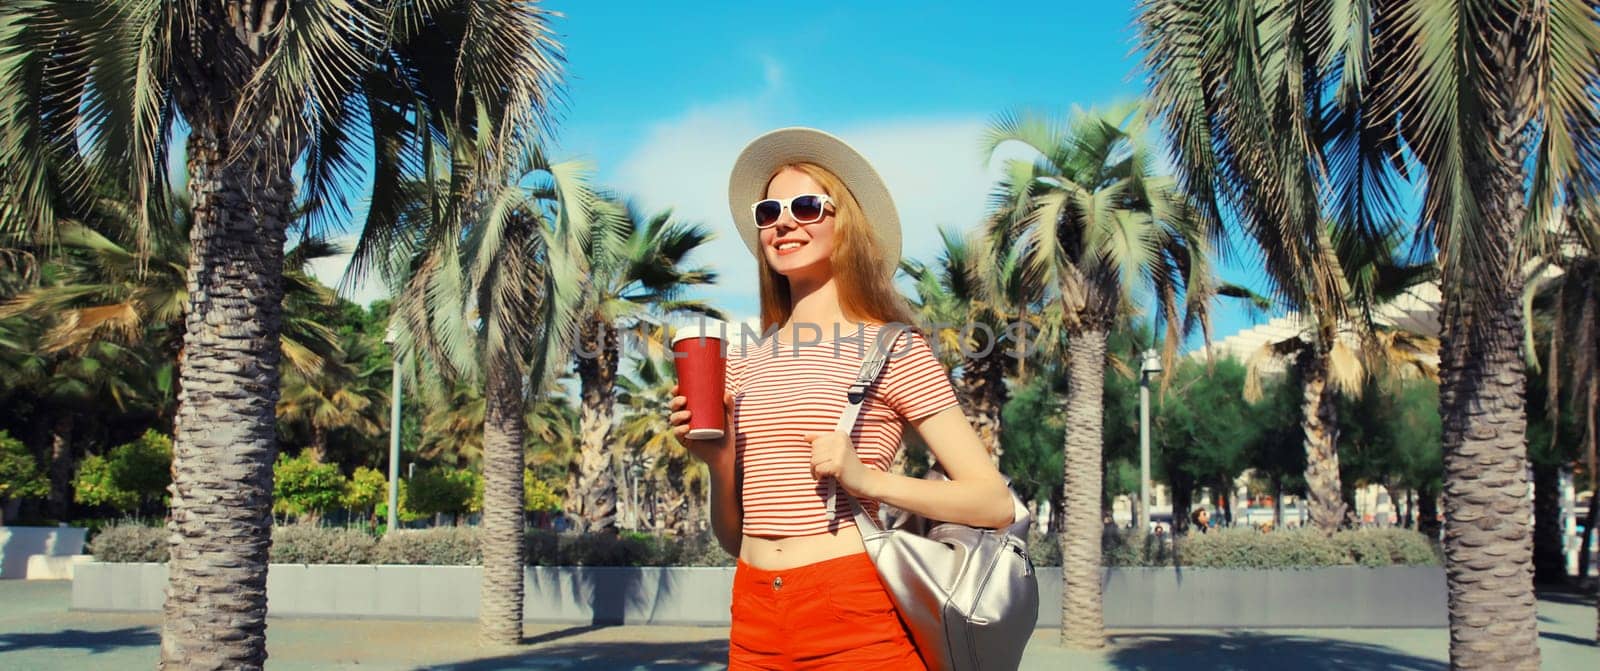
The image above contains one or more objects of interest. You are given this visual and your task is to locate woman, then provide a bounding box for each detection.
[667,128,1015,670]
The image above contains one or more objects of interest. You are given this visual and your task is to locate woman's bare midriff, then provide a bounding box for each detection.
[740,524,868,571]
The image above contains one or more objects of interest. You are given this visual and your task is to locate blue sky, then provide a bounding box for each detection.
[314,1,1276,350]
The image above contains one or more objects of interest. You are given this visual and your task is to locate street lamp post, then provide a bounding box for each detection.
[385,325,402,535]
[1138,349,1161,534]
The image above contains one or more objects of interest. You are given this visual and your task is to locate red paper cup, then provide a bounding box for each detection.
[671,321,728,440]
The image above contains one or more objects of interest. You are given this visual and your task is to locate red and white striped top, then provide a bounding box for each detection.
[726,323,961,537]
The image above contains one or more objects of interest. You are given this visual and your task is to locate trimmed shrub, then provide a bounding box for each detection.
[86,524,1440,568]
[1177,528,1347,568]
[270,524,376,564]
[1103,530,1175,567]
[1025,527,1439,569]
[659,532,736,567]
[1027,528,1061,567]
[372,527,480,565]
[88,523,168,563]
[1332,528,1441,566]
[561,530,662,566]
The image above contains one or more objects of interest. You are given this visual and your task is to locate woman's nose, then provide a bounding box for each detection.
[771,209,800,230]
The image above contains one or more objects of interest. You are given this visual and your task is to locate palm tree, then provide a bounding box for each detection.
[1138,1,1600,665]
[2,1,564,661]
[567,203,720,533]
[356,147,593,645]
[275,332,385,464]
[1522,201,1599,638]
[0,188,347,515]
[1136,0,1406,535]
[1237,228,1441,533]
[616,350,708,535]
[902,227,1046,466]
[982,102,1218,649]
[524,386,580,518]
[418,381,486,468]
[2,194,350,515]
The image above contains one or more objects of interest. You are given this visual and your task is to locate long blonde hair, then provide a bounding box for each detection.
[756,162,915,331]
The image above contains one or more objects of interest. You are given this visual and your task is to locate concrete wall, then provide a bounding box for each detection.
[0,526,87,579]
[72,564,1447,628]
[1055,566,1447,628]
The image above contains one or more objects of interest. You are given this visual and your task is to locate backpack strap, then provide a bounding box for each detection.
[825,327,900,521]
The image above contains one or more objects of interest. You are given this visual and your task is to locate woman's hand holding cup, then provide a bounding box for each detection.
[668,320,730,465]
[669,384,733,466]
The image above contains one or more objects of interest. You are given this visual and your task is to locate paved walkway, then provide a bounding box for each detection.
[0,580,1594,670]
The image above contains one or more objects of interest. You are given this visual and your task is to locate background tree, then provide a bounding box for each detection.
[1139,2,1600,664]
[567,203,719,533]
[271,452,346,525]
[999,376,1065,526]
[615,351,708,535]
[983,102,1218,648]
[0,430,47,525]
[73,429,172,517]
[357,141,592,645]
[903,227,1043,465]
[404,467,479,525]
[0,2,549,663]
[343,466,387,529]
[1151,359,1259,533]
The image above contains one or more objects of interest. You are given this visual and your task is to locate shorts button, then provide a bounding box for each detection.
[772,577,783,590]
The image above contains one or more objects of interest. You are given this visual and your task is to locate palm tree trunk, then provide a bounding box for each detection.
[961,351,1008,466]
[1170,475,1193,536]
[1058,328,1106,649]
[479,361,526,645]
[160,129,291,671]
[47,414,74,521]
[1272,474,1285,528]
[663,461,691,535]
[307,426,327,464]
[1437,187,1539,671]
[1419,487,1442,540]
[1531,460,1565,585]
[572,322,619,533]
[1300,352,1348,533]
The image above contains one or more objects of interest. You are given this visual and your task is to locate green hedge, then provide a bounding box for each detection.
[1029,527,1439,568]
[90,524,1440,569]
[89,524,738,567]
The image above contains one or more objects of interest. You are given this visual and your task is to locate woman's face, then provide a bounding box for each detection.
[759,168,837,278]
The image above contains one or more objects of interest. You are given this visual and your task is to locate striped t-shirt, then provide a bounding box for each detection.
[726,322,962,537]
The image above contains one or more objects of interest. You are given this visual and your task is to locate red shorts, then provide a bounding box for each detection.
[728,552,926,670]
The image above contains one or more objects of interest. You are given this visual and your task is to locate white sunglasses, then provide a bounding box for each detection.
[750,194,834,229]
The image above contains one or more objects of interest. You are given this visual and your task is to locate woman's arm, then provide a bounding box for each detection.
[703,447,744,557]
[669,389,743,556]
[806,405,1015,529]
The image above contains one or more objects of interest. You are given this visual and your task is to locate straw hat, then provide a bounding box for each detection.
[726,127,901,269]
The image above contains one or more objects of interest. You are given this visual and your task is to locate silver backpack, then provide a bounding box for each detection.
[824,332,1039,671]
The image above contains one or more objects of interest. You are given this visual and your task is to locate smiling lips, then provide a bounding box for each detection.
[774,239,807,256]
